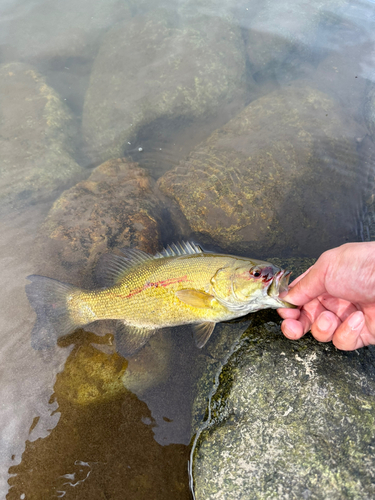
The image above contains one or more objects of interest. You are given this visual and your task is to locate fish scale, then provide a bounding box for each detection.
[76,255,233,327]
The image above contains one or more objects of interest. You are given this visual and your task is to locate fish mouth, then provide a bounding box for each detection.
[266,269,297,308]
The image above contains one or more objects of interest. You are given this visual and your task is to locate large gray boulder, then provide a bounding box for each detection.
[159,84,365,258]
[0,62,83,211]
[192,311,375,500]
[82,9,248,166]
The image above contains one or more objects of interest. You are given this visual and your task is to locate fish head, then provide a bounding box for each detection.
[211,258,296,314]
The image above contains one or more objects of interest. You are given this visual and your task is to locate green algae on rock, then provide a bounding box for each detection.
[82,9,248,166]
[192,311,375,500]
[0,62,83,211]
[33,157,188,283]
[159,84,365,258]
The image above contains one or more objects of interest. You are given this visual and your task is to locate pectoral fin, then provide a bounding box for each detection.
[115,321,157,358]
[193,322,216,348]
[175,289,214,308]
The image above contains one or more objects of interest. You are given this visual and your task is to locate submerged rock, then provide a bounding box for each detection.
[0,62,83,211]
[82,9,247,165]
[360,134,375,242]
[55,329,172,405]
[238,0,350,81]
[363,188,375,242]
[0,1,136,116]
[55,332,128,406]
[34,157,188,282]
[0,0,131,64]
[159,84,365,257]
[365,84,375,140]
[192,311,375,500]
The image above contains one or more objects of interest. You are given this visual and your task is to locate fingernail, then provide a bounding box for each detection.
[317,312,332,331]
[348,311,364,330]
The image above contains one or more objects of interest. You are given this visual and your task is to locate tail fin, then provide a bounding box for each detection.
[26,275,81,349]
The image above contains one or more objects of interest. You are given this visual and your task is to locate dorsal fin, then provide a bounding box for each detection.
[96,242,203,287]
[95,249,153,287]
[154,241,203,258]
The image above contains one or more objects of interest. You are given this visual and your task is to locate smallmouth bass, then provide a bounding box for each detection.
[26,242,295,356]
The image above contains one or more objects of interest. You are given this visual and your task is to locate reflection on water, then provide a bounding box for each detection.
[0,0,375,497]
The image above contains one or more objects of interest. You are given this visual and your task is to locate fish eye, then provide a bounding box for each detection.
[250,267,261,278]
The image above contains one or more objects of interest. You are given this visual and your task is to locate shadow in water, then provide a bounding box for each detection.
[7,331,192,500]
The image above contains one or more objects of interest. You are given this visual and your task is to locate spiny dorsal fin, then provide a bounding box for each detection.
[95,249,154,287]
[114,321,156,358]
[192,322,216,348]
[96,242,203,287]
[154,241,203,259]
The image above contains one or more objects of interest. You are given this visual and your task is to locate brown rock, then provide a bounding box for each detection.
[35,158,188,283]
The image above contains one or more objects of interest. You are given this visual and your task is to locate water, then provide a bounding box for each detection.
[0,0,375,498]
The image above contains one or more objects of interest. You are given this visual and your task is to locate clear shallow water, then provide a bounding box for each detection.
[0,0,375,498]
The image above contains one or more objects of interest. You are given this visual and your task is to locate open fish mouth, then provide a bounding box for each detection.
[267,269,296,308]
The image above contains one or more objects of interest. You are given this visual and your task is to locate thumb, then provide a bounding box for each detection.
[283,264,327,307]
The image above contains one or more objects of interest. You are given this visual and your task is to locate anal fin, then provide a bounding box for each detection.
[115,322,157,358]
[193,322,216,348]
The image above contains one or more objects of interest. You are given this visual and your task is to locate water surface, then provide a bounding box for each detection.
[1,0,375,498]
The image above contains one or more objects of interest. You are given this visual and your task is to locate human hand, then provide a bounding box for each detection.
[277,242,375,350]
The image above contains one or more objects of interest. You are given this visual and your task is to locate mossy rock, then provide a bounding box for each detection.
[192,309,375,499]
[55,332,128,405]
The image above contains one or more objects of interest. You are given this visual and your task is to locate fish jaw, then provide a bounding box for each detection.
[266,269,297,309]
